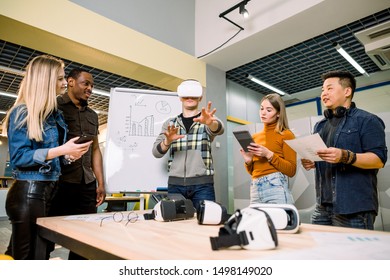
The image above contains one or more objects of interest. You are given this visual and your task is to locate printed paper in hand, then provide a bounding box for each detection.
[284,133,327,161]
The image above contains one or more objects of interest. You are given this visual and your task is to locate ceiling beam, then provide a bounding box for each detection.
[0,0,206,90]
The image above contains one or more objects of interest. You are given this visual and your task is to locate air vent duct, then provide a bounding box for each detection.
[355,20,390,70]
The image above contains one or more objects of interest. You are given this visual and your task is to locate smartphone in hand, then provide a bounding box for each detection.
[75,135,95,144]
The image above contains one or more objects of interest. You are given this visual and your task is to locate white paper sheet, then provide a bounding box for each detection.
[265,232,390,260]
[284,133,327,161]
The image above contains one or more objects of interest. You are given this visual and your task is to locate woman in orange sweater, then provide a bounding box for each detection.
[240,93,296,205]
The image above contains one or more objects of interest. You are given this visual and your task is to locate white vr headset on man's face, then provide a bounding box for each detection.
[177,80,203,97]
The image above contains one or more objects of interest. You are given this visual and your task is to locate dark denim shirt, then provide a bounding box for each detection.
[313,106,387,215]
[7,105,68,181]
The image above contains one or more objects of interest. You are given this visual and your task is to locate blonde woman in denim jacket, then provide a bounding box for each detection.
[2,55,92,259]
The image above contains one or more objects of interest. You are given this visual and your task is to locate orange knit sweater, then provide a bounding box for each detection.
[245,122,297,179]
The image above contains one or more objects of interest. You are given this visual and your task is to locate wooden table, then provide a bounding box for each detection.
[35,211,390,260]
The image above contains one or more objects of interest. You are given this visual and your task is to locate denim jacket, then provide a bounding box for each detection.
[313,106,387,214]
[7,105,68,181]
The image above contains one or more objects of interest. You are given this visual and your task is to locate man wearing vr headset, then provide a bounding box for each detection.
[152,79,224,211]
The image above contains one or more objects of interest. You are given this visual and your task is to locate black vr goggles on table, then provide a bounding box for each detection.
[144,194,195,222]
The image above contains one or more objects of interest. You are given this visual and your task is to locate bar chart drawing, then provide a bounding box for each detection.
[126,105,155,137]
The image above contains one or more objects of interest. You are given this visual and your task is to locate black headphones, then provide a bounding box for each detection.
[324,102,355,119]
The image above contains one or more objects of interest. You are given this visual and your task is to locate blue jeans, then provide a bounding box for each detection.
[311,204,376,230]
[250,172,294,205]
[168,183,215,211]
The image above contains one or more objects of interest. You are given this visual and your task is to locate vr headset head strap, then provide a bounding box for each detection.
[210,209,249,250]
[210,231,248,250]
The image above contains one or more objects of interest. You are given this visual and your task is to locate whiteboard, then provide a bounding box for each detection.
[104,88,182,193]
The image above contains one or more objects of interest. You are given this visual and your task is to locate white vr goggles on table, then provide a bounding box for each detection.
[209,203,300,251]
[199,201,300,232]
[210,207,278,251]
[197,200,230,225]
[177,80,203,97]
[247,203,300,233]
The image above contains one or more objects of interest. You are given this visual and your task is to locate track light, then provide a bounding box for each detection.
[239,3,249,18]
[333,43,369,76]
[247,74,287,96]
[219,0,251,30]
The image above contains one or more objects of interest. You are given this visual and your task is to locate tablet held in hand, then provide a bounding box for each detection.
[233,130,254,152]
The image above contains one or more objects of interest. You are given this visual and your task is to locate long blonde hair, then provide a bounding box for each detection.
[261,93,290,134]
[3,55,64,141]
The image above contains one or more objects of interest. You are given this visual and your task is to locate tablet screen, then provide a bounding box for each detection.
[233,130,254,152]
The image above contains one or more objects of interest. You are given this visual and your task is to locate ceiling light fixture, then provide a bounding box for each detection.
[0,88,110,98]
[246,74,287,96]
[92,88,110,97]
[0,65,24,76]
[219,0,251,30]
[93,109,108,115]
[0,90,17,99]
[333,43,369,76]
[239,2,249,18]
[0,90,109,115]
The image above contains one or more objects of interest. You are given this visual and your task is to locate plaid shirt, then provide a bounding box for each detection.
[168,116,213,176]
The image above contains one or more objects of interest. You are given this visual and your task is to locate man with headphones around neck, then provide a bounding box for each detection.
[152,80,224,211]
[301,70,387,230]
